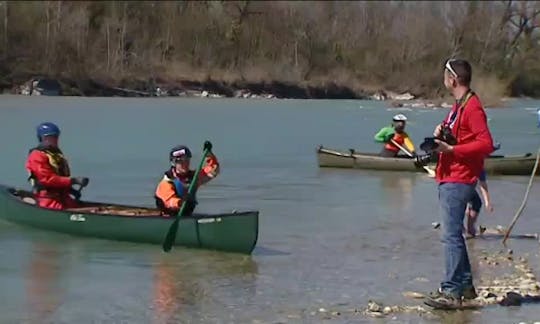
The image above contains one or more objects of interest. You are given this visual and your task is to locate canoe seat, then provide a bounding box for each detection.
[8,188,37,205]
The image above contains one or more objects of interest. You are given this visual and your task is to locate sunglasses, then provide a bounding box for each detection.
[445,59,458,78]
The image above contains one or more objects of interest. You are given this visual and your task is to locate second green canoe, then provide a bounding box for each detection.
[317,145,539,176]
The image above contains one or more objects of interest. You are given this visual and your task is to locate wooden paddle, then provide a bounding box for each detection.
[162,141,212,252]
[390,139,435,177]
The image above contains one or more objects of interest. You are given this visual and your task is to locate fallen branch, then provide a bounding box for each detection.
[502,146,540,245]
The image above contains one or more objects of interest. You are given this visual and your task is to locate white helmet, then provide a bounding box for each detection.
[392,114,408,122]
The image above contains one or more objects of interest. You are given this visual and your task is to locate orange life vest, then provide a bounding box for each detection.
[384,133,406,152]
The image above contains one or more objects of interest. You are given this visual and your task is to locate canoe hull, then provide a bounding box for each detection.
[483,155,539,176]
[317,146,538,176]
[0,185,258,254]
[317,146,425,172]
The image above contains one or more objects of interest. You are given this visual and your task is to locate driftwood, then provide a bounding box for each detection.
[431,223,539,241]
[111,87,152,96]
[503,147,540,245]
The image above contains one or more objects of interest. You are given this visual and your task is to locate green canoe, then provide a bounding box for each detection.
[317,145,539,176]
[0,185,259,254]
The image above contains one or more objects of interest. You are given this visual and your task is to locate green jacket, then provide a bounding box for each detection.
[374,126,395,143]
[374,126,416,153]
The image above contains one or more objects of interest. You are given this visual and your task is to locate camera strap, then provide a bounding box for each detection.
[445,90,475,130]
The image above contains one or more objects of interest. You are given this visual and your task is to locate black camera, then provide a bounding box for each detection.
[419,137,438,153]
[419,125,457,153]
[440,125,457,145]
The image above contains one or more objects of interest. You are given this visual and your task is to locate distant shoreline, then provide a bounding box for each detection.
[1,76,536,109]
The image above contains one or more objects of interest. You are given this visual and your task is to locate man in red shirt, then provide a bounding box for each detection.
[424,59,494,309]
[25,122,89,210]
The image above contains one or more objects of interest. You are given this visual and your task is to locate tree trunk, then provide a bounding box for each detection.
[478,19,494,66]
[294,40,298,68]
[55,1,62,68]
[163,12,171,63]
[3,1,7,59]
[56,1,62,34]
[120,1,127,73]
[45,1,51,72]
[106,20,110,72]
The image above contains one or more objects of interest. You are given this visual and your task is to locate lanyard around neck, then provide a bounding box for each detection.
[446,90,474,129]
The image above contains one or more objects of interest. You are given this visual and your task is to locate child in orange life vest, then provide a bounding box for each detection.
[374,114,416,157]
[154,145,220,216]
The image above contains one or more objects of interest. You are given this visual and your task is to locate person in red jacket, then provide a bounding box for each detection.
[424,59,494,309]
[25,122,89,210]
[154,144,220,216]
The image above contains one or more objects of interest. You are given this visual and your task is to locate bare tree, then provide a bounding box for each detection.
[1,1,539,97]
[2,1,7,59]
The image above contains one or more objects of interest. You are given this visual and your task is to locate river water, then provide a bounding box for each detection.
[1,95,540,323]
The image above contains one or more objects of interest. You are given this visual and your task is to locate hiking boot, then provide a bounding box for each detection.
[462,286,478,300]
[424,288,462,309]
[427,288,444,299]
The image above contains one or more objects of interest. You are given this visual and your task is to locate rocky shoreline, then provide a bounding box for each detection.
[301,251,540,322]
[1,76,357,99]
[303,225,540,322]
[1,75,434,103]
[2,75,512,109]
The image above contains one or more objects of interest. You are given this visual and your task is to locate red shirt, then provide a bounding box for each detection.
[435,93,494,184]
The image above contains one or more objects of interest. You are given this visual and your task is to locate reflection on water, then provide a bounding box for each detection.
[152,259,180,324]
[380,173,416,211]
[25,243,64,322]
[151,253,259,323]
[17,232,261,324]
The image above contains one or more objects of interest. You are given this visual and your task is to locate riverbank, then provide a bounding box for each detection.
[0,74,403,100]
[0,73,527,109]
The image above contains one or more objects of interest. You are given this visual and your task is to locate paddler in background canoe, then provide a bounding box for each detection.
[25,122,89,210]
[154,144,220,216]
[374,114,417,157]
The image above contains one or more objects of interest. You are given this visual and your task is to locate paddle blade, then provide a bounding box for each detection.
[424,166,436,177]
[162,218,180,252]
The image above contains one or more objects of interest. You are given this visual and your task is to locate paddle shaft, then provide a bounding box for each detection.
[390,139,435,176]
[502,146,540,245]
[162,147,211,252]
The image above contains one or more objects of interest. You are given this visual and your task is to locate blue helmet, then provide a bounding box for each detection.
[36,122,61,141]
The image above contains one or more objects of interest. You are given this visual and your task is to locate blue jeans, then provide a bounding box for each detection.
[438,182,477,297]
